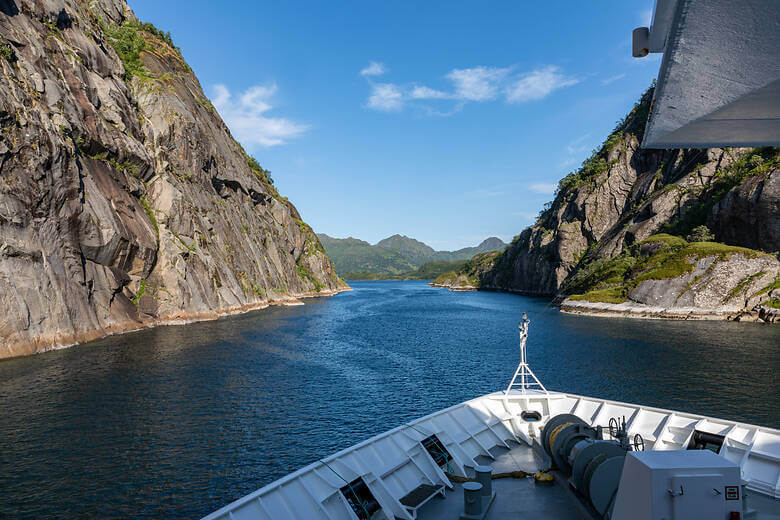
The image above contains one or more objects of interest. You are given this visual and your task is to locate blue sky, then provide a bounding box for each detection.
[129,1,658,250]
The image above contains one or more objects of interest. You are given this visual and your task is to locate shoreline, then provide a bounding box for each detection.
[560,299,778,323]
[345,278,432,282]
[0,286,352,362]
[428,282,477,291]
[429,283,778,323]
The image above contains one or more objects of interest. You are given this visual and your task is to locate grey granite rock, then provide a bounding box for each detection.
[0,0,347,359]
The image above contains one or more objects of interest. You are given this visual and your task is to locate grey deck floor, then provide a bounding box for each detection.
[413,440,780,520]
[416,441,587,520]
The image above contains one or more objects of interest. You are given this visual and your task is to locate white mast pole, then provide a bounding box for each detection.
[504,313,548,395]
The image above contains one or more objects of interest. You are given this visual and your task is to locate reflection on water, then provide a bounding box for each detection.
[0,281,778,518]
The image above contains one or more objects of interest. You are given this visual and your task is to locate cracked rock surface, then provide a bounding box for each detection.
[0,0,347,359]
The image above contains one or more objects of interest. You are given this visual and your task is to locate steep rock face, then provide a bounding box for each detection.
[477,88,778,298]
[708,169,779,252]
[0,0,346,359]
[561,252,779,321]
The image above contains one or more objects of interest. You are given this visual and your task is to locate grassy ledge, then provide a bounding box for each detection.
[565,234,769,303]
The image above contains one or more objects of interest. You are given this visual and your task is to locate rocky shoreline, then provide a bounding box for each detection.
[560,298,778,323]
[428,281,477,291]
[3,286,352,360]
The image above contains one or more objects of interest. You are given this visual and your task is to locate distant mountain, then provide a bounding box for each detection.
[375,235,438,265]
[317,235,416,276]
[318,234,507,280]
[446,237,509,262]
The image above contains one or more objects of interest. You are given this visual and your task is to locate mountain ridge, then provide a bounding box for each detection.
[318,234,507,279]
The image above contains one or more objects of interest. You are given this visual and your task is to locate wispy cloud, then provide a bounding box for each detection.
[362,63,579,114]
[528,182,557,195]
[558,133,595,168]
[505,66,579,103]
[360,61,387,77]
[565,133,591,155]
[447,66,511,101]
[601,73,626,86]
[366,83,404,111]
[410,85,452,100]
[211,84,308,147]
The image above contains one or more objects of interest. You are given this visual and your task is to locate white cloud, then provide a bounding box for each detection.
[446,66,511,101]
[505,66,579,103]
[360,61,387,77]
[211,84,308,147]
[601,73,626,85]
[409,85,452,100]
[529,182,557,195]
[362,63,578,114]
[367,83,404,111]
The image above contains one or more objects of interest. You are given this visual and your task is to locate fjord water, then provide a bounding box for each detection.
[1,281,777,519]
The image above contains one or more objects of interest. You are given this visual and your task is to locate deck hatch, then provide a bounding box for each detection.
[339,477,380,520]
[421,434,452,467]
[687,430,725,452]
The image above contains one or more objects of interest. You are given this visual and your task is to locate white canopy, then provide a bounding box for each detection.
[635,0,780,149]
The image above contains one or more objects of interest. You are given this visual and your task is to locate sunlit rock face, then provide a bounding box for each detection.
[0,0,346,359]
[453,88,779,320]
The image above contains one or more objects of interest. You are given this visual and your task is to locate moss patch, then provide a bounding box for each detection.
[433,271,458,285]
[568,287,627,304]
[296,260,324,292]
[565,236,769,303]
[103,20,181,81]
[639,233,687,248]
[138,195,158,235]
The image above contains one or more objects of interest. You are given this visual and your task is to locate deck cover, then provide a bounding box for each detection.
[642,0,780,148]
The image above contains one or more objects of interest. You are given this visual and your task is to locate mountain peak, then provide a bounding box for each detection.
[477,237,507,250]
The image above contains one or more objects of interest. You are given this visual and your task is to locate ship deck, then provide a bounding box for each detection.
[202,391,780,520]
[415,441,780,520]
[417,441,584,519]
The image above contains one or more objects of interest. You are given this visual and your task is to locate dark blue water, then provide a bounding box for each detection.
[1,281,778,519]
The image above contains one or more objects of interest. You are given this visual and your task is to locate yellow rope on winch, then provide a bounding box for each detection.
[548,422,573,456]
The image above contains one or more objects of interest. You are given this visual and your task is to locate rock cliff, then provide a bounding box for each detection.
[437,87,780,321]
[0,0,347,359]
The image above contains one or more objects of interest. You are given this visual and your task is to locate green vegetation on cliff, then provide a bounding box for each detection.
[563,234,769,303]
[432,251,501,288]
[660,147,779,238]
[556,85,653,197]
[103,19,180,80]
[435,79,779,320]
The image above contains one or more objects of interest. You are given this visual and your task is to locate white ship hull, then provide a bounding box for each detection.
[203,389,780,520]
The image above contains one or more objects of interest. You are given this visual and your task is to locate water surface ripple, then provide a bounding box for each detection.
[1,281,778,518]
